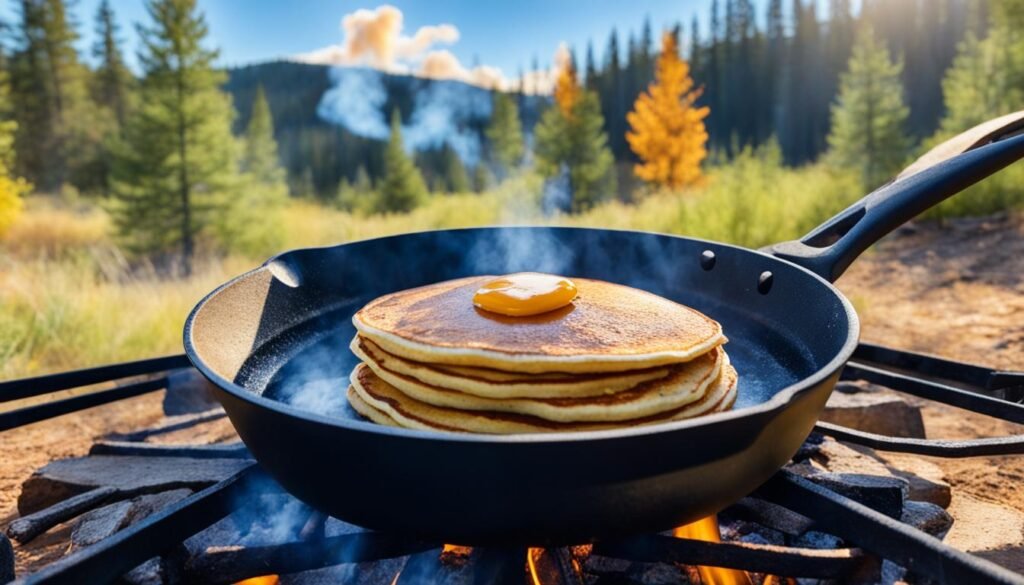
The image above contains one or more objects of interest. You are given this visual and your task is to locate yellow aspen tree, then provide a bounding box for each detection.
[553,61,581,118]
[627,31,710,190]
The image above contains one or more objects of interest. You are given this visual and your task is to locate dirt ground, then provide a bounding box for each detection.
[836,212,1024,520]
[1,212,1023,576]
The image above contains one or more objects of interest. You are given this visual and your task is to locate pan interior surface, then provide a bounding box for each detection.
[219,228,847,431]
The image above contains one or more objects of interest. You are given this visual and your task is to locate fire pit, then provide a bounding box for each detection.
[2,342,1022,584]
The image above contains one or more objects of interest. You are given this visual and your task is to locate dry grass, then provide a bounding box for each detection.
[0,157,979,380]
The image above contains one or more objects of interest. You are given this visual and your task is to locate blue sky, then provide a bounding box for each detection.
[0,0,774,71]
[0,1,799,75]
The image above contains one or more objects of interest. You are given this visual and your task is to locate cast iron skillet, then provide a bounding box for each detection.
[185,113,1024,545]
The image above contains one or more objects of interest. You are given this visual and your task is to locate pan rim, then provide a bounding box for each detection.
[183,225,860,445]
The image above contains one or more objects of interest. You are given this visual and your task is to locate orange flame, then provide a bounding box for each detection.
[673,516,752,585]
[234,576,279,585]
[527,548,544,585]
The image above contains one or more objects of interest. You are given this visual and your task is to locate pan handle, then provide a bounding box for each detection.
[764,111,1024,282]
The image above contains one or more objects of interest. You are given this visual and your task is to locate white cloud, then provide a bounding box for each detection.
[292,4,564,94]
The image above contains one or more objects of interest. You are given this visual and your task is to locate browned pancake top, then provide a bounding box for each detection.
[354,276,723,358]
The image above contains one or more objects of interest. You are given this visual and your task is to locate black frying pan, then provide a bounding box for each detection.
[185,113,1024,545]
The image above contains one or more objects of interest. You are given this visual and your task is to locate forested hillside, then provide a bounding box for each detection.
[226,0,987,197]
[226,63,545,197]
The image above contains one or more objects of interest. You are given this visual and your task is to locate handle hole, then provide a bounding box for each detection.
[758,271,774,294]
[801,206,866,248]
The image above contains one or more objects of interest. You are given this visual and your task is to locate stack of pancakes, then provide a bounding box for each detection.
[346,276,736,433]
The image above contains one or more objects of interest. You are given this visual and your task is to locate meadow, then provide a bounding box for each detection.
[3,149,1023,380]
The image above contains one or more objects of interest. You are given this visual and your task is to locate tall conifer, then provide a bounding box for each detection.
[828,27,910,189]
[110,0,239,275]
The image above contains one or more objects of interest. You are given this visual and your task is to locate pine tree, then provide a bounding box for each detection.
[626,32,710,190]
[440,146,470,193]
[240,86,284,185]
[534,64,616,212]
[336,165,373,213]
[827,27,910,190]
[92,0,130,130]
[110,0,239,275]
[934,0,1024,139]
[376,110,427,212]
[91,0,131,195]
[9,0,94,192]
[218,84,288,257]
[485,92,524,178]
[584,41,597,90]
[472,164,491,193]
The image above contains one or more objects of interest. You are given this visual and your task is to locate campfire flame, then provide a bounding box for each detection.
[234,576,279,585]
[527,548,541,584]
[673,516,752,585]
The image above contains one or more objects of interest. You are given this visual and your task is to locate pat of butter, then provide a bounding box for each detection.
[473,273,578,317]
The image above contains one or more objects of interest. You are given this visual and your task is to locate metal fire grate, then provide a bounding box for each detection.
[2,343,1024,585]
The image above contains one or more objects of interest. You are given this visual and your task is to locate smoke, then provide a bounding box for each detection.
[294,5,566,95]
[294,5,458,73]
[317,68,390,140]
[315,64,494,166]
[403,81,492,165]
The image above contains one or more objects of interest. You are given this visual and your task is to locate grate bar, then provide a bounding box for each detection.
[181,532,436,584]
[814,421,1024,457]
[843,361,1024,424]
[594,534,868,579]
[757,470,1024,585]
[0,355,188,403]
[0,378,168,432]
[15,465,259,585]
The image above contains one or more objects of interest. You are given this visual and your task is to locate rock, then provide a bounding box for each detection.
[124,489,193,525]
[880,560,907,585]
[810,437,894,477]
[945,494,1024,573]
[18,456,251,515]
[820,392,926,438]
[0,533,14,583]
[789,530,843,550]
[876,454,952,509]
[804,472,908,519]
[71,489,192,550]
[901,501,953,539]
[724,498,812,537]
[162,369,221,416]
[721,518,786,546]
[583,554,632,575]
[121,557,164,585]
[71,500,134,549]
[282,564,360,585]
[625,562,693,585]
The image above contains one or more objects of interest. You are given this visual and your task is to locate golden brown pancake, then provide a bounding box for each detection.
[347,361,738,434]
[351,348,723,422]
[353,276,725,373]
[350,336,673,399]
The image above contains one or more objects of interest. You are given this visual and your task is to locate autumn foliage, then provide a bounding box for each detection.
[627,32,710,190]
[553,59,582,117]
